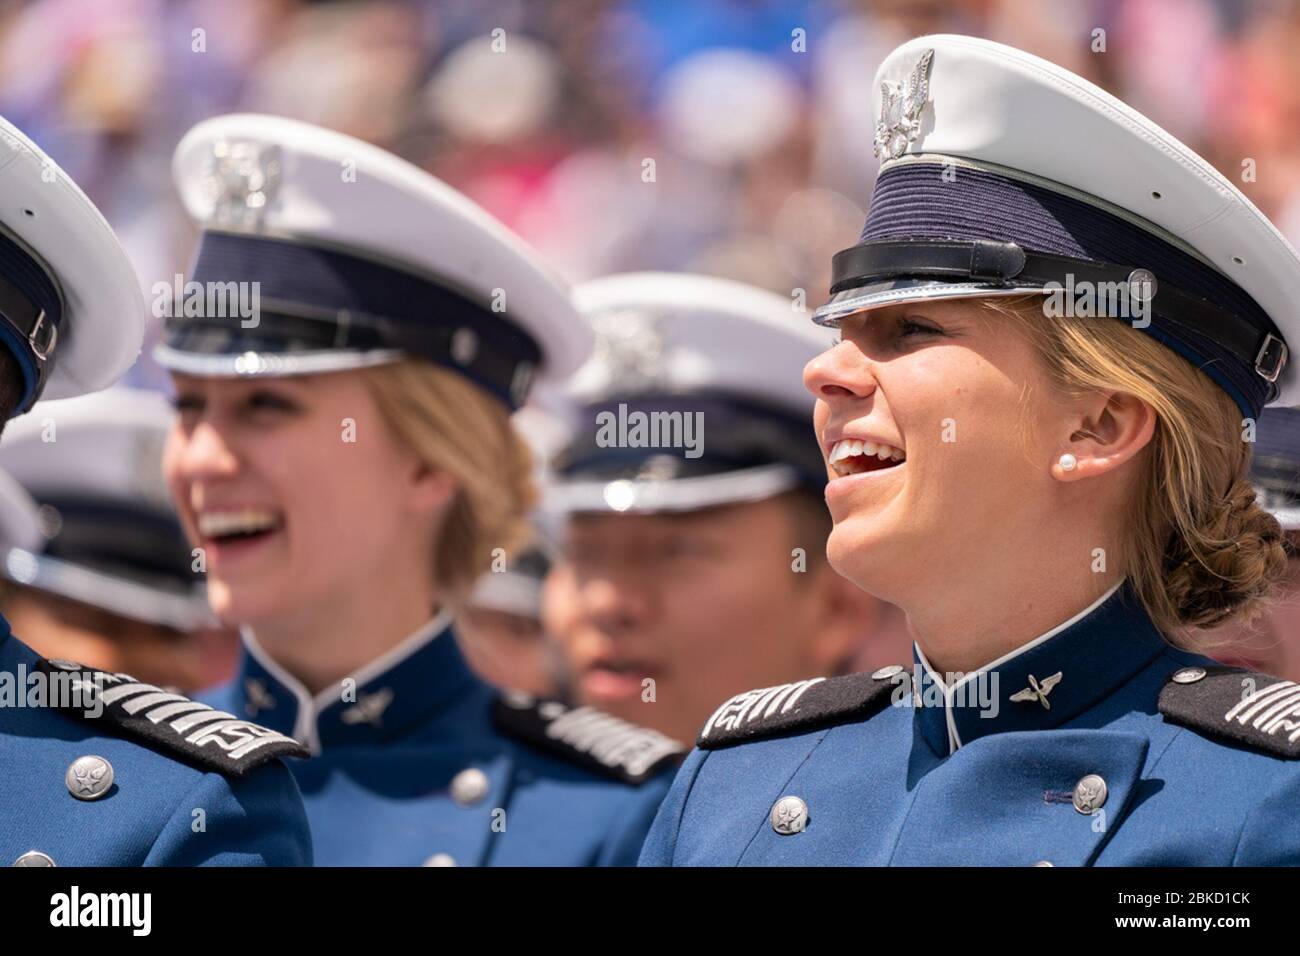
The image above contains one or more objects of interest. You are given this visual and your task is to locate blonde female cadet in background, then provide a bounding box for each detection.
[158,115,682,866]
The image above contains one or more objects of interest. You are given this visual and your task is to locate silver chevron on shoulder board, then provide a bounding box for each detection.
[700,677,826,740]
[1225,679,1300,743]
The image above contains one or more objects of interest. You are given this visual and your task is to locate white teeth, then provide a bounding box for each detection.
[198,509,281,539]
[828,438,906,472]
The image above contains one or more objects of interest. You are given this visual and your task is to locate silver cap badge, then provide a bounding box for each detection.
[203,139,282,228]
[874,49,935,162]
[590,310,666,392]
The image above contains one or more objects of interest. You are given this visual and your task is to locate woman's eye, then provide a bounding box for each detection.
[247,391,299,414]
[171,394,203,414]
[898,319,942,338]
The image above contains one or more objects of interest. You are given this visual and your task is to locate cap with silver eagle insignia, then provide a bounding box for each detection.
[544,272,836,516]
[820,34,1300,419]
[153,113,590,410]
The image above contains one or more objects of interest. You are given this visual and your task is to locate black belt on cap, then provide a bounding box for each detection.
[169,298,532,397]
[165,301,541,407]
[38,496,198,593]
[829,238,1287,385]
[0,271,55,359]
[0,230,63,408]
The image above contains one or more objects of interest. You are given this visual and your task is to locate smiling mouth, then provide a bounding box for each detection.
[827,438,906,477]
[197,509,285,547]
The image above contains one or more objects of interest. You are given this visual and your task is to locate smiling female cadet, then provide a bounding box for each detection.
[640,35,1300,866]
[155,115,682,866]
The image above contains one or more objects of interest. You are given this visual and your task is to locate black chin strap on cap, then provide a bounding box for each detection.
[828,237,1287,397]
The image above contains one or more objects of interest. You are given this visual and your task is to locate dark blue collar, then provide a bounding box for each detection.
[911,581,1169,756]
[230,610,478,752]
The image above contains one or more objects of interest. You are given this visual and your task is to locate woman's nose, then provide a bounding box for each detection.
[804,339,877,402]
[168,422,240,481]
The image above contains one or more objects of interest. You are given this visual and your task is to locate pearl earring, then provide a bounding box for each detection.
[1059,453,1078,472]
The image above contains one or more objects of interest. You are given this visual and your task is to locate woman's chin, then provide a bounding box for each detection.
[206,578,290,630]
[826,518,911,593]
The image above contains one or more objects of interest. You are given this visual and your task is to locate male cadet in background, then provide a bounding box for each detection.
[0,388,238,693]
[0,115,310,866]
[542,273,889,745]
[1214,407,1300,680]
[458,544,570,699]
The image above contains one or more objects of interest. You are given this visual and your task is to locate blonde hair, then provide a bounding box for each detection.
[363,360,536,596]
[983,295,1286,646]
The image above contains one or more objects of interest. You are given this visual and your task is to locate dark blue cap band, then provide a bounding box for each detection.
[855,161,1279,416]
[37,496,198,597]
[164,231,542,408]
[556,393,826,493]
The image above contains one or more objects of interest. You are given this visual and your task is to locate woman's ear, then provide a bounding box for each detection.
[408,461,458,514]
[1051,391,1156,482]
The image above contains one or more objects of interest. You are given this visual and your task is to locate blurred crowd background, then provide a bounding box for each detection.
[3,0,1299,394]
[3,0,1300,710]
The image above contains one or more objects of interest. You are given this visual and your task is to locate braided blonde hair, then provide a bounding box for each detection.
[985,295,1286,646]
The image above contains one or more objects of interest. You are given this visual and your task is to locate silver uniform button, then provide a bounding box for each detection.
[872,665,905,680]
[1032,860,1054,867]
[12,851,56,867]
[424,853,457,867]
[1172,667,1206,684]
[450,768,490,807]
[770,795,809,835]
[1072,774,1108,814]
[66,755,114,801]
